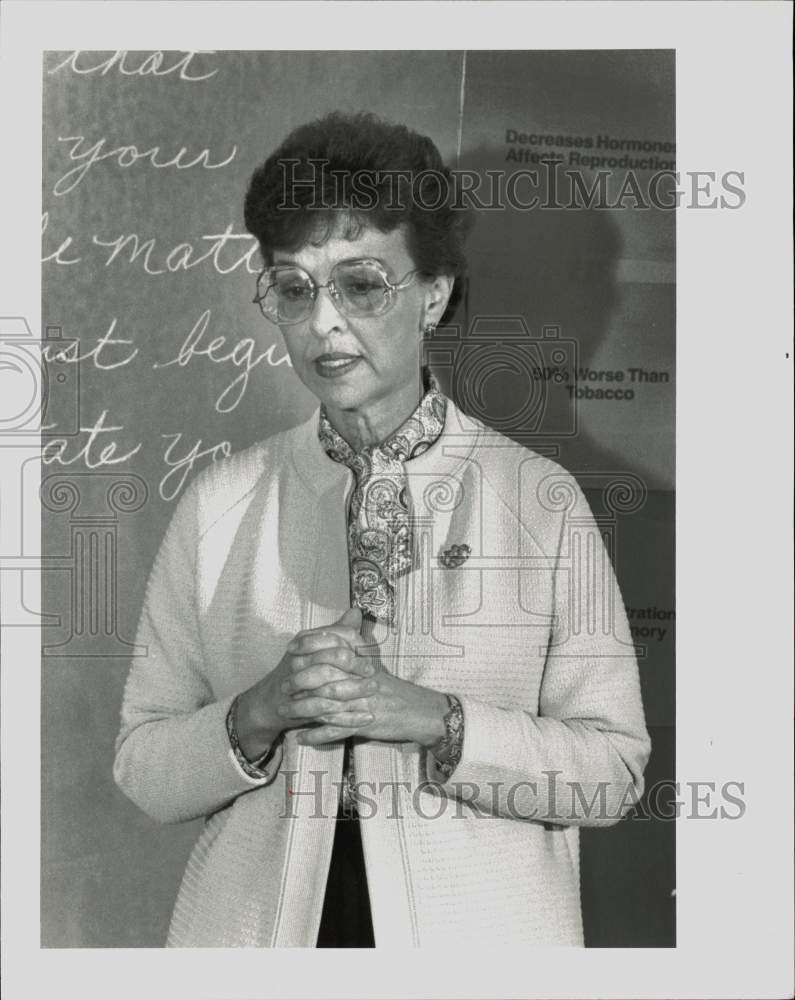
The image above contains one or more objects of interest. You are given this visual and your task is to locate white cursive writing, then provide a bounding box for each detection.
[153,309,292,412]
[42,410,142,468]
[41,211,81,265]
[40,319,139,370]
[54,135,237,196]
[92,224,261,275]
[160,433,232,501]
[47,50,219,82]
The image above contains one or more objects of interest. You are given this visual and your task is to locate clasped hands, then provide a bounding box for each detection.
[234,607,448,760]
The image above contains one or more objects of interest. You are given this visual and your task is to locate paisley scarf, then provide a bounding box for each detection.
[317,366,446,623]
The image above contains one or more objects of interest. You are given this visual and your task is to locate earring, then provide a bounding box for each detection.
[423,322,436,336]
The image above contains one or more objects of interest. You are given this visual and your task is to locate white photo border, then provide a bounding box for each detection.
[1,2,792,998]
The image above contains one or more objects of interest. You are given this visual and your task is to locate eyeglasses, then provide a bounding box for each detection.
[253,257,421,325]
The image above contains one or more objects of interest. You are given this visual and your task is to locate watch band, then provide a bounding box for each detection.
[430,693,464,781]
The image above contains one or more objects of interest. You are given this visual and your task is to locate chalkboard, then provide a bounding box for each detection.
[39,49,674,947]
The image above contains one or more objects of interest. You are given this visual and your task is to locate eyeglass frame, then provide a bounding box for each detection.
[252,256,426,325]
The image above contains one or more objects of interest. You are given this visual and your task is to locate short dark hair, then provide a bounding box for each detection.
[243,111,474,322]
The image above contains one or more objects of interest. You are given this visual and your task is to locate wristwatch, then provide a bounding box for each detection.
[429,693,464,781]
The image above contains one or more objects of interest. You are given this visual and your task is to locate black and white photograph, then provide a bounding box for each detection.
[0,2,792,999]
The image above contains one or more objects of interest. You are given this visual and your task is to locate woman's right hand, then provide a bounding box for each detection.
[234,608,376,760]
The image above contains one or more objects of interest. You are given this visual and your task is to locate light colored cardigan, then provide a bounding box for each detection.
[114,397,651,947]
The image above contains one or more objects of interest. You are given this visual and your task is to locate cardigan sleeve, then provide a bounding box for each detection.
[113,478,284,825]
[426,472,651,828]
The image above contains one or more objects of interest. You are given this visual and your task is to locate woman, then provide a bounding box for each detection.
[114,111,651,948]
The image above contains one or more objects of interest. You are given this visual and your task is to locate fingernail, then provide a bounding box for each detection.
[364,665,375,676]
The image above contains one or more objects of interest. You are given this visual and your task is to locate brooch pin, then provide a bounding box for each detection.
[439,543,471,568]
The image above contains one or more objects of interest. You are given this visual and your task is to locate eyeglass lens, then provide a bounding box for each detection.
[258,261,393,323]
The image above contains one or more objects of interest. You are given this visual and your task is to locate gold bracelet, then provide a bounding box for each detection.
[226,695,279,779]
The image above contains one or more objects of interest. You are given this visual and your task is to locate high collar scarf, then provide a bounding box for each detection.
[317,366,447,623]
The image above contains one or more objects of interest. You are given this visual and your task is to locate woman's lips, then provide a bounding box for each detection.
[313,355,362,378]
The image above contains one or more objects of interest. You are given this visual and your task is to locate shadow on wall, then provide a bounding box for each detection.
[429,142,643,485]
[432,144,676,948]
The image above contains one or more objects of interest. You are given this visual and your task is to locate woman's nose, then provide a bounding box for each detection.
[308,286,346,337]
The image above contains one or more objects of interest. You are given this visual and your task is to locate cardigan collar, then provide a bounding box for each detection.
[316,365,445,466]
[290,388,484,498]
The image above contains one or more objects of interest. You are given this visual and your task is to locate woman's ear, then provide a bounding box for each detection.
[421,274,455,329]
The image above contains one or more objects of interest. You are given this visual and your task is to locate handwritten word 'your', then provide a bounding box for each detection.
[54,135,237,197]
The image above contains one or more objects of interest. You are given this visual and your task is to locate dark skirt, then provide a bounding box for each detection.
[316,810,375,948]
[316,616,378,948]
